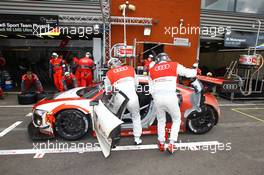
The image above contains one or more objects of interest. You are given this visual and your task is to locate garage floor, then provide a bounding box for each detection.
[0,95,263,175]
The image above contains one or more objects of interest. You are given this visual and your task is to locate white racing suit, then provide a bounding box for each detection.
[104,65,142,142]
[149,61,197,143]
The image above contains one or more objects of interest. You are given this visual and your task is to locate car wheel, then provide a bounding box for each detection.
[17,93,37,105]
[55,110,89,140]
[187,105,216,134]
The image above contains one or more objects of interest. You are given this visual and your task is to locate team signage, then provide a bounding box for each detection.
[114,45,135,58]
[0,14,58,35]
[224,31,264,48]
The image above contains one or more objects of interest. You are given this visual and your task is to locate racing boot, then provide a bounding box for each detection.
[134,137,142,145]
[157,141,165,152]
[166,143,175,154]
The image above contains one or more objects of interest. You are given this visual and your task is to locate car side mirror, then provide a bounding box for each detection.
[90,100,99,106]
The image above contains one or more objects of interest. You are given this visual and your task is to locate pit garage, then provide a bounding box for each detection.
[0,0,264,175]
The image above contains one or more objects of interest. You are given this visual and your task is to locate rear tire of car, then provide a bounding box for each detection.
[17,93,37,105]
[55,110,89,140]
[187,105,216,134]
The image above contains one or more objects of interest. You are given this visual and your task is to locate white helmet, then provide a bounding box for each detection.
[156,53,170,63]
[64,72,70,77]
[52,52,58,58]
[107,58,122,68]
[85,52,91,57]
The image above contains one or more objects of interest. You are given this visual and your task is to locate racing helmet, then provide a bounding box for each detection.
[156,53,170,63]
[52,52,58,58]
[64,72,70,77]
[85,52,91,57]
[149,54,154,58]
[107,58,122,68]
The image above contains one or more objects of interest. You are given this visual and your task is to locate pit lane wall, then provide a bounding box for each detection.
[111,0,201,67]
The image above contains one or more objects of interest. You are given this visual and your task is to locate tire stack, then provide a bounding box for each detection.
[17,92,47,105]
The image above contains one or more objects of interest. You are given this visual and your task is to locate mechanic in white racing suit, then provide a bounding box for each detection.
[104,58,143,145]
[149,53,199,154]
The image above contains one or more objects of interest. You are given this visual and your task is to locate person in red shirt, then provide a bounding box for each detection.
[49,52,66,91]
[104,58,142,145]
[76,52,95,87]
[0,87,3,99]
[143,54,154,72]
[20,70,44,94]
[71,56,79,74]
[61,72,78,91]
[149,53,199,154]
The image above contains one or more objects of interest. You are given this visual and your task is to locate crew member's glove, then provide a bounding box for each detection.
[197,68,202,75]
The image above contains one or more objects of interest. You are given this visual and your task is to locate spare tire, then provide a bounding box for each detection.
[17,93,37,105]
[37,92,48,102]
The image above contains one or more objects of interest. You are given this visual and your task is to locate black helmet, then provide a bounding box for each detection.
[156,53,170,63]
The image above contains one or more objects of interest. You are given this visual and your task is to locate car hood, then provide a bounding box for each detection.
[52,87,84,99]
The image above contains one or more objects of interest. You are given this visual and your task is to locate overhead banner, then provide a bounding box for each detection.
[0,14,58,35]
[224,31,264,48]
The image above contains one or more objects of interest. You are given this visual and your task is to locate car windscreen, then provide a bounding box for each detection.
[76,85,102,99]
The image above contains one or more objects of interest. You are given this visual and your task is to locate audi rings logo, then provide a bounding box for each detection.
[223,84,238,90]
[113,66,128,73]
[155,64,170,71]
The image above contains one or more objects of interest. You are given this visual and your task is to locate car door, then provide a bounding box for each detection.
[91,91,129,158]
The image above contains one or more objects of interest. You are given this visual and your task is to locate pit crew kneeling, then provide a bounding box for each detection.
[104,58,143,145]
[21,70,44,94]
[61,72,78,91]
[149,53,199,154]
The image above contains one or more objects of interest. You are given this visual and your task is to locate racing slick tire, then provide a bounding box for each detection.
[187,105,216,134]
[17,93,37,105]
[55,109,89,140]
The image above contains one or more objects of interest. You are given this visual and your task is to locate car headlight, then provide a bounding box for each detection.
[33,109,47,126]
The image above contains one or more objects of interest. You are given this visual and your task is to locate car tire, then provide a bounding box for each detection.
[55,109,89,140]
[187,105,216,134]
[17,93,37,105]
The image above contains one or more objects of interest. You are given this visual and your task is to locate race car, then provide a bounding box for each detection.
[28,75,220,156]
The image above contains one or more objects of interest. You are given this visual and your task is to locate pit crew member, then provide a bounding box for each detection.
[20,70,44,94]
[61,72,78,91]
[76,52,95,87]
[104,58,143,145]
[149,53,199,154]
[49,52,66,91]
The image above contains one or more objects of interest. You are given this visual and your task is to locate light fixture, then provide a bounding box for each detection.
[93,24,100,30]
[47,35,54,38]
[17,34,26,38]
[179,19,184,26]
[85,36,89,39]
[144,26,151,36]
[0,34,8,38]
[118,1,136,45]
[66,35,71,39]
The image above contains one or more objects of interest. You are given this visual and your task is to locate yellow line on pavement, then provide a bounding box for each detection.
[231,108,264,124]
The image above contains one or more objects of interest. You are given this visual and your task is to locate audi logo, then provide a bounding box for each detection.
[223,84,238,90]
[155,64,170,71]
[113,66,128,73]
